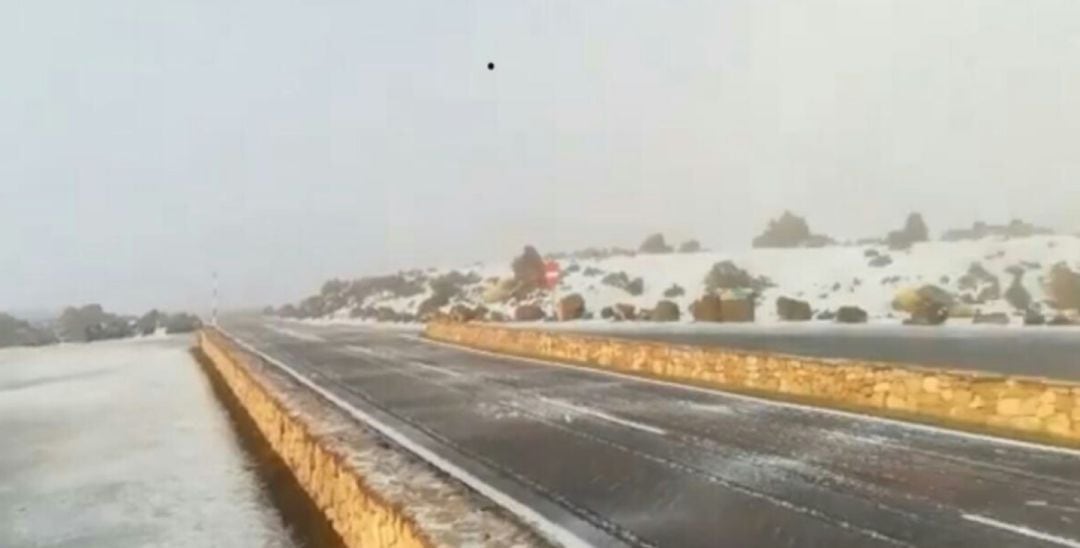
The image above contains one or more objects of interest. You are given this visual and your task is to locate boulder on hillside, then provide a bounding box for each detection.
[557,294,586,321]
[721,298,755,322]
[703,261,772,294]
[957,262,1000,303]
[1003,270,1033,311]
[1046,262,1080,311]
[869,254,893,268]
[663,284,686,298]
[375,307,400,322]
[639,233,673,254]
[163,313,202,334]
[136,309,164,335]
[1023,311,1046,325]
[482,278,518,303]
[752,211,834,248]
[1048,315,1077,326]
[942,219,1053,241]
[58,304,131,342]
[511,246,546,290]
[514,304,545,322]
[600,306,615,320]
[691,295,724,322]
[0,313,57,347]
[449,304,479,322]
[650,300,680,322]
[677,239,702,253]
[488,311,509,322]
[776,297,812,321]
[614,303,637,321]
[885,213,930,250]
[894,285,952,325]
[835,306,868,324]
[602,272,644,296]
[583,267,604,277]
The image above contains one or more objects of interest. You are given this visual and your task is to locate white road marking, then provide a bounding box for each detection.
[415,335,1080,457]
[220,328,592,548]
[345,344,464,377]
[537,396,668,437]
[963,514,1080,548]
[266,324,324,342]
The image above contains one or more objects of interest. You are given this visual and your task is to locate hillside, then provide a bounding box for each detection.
[277,232,1080,327]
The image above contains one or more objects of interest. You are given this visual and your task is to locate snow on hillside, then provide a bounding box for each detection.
[299,235,1080,325]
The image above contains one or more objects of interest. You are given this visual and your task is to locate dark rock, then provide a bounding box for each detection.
[815,310,836,321]
[835,306,868,324]
[1023,311,1045,325]
[1048,315,1076,326]
[614,303,637,321]
[512,245,546,290]
[163,313,202,334]
[704,261,771,293]
[375,307,399,322]
[720,298,755,322]
[885,212,930,250]
[602,272,644,296]
[449,304,478,322]
[583,267,604,277]
[1004,271,1033,311]
[557,294,586,321]
[663,284,685,298]
[1047,262,1080,311]
[752,211,833,248]
[650,300,680,322]
[677,239,702,253]
[691,295,724,322]
[776,297,812,321]
[864,248,880,258]
[564,264,581,274]
[868,255,893,268]
[600,306,615,320]
[488,311,509,322]
[514,304,545,322]
[0,313,57,347]
[639,233,673,254]
[136,309,163,335]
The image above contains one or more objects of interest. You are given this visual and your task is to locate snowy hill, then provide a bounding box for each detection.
[279,234,1080,326]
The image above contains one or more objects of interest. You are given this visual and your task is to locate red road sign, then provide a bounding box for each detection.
[544,260,560,289]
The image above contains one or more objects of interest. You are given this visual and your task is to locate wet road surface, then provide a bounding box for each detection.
[223,318,1080,548]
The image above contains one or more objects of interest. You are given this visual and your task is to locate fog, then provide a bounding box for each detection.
[3,1,1079,315]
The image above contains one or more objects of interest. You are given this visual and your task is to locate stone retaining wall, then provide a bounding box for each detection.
[199,330,431,548]
[425,322,1080,446]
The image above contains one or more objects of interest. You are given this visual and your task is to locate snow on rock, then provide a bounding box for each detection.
[287,235,1080,325]
[0,336,292,548]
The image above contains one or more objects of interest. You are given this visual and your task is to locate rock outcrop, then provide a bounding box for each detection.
[835,306,868,324]
[557,294,586,321]
[639,233,673,254]
[776,297,812,321]
[650,300,680,322]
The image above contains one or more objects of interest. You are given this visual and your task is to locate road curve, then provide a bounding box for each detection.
[223,317,1080,548]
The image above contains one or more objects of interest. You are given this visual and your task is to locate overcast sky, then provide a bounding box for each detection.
[3,1,1079,315]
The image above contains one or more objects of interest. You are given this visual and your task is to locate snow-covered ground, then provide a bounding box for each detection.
[316,234,1080,325]
[0,336,292,548]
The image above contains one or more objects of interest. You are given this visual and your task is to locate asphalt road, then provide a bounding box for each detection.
[537,323,1080,381]
[223,317,1080,548]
